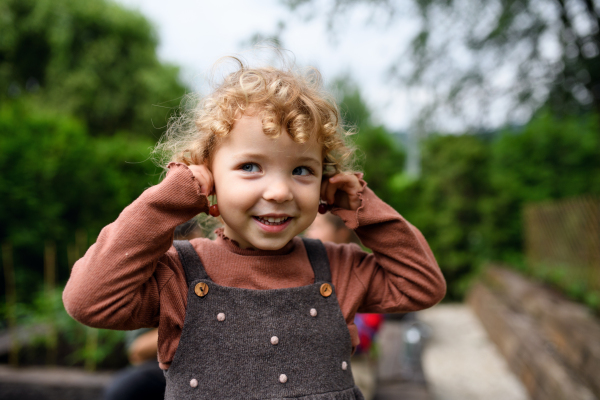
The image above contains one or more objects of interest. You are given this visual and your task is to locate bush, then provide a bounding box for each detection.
[483,112,600,262]
[397,134,491,300]
[387,112,600,301]
[2,287,128,370]
[0,102,159,303]
[0,0,186,137]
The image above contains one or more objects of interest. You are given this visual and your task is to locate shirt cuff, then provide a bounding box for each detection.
[330,174,367,230]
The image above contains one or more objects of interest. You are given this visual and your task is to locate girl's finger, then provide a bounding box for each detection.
[320,178,330,201]
[195,169,207,194]
[203,169,214,195]
[321,177,339,204]
[202,172,213,195]
[330,173,360,189]
[189,165,213,195]
[325,179,340,205]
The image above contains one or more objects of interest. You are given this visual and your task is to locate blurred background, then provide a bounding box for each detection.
[0,0,599,399]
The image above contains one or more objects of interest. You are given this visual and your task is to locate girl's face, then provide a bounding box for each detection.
[211,114,323,250]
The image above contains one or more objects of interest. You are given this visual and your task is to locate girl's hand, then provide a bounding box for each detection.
[320,173,362,211]
[188,164,214,196]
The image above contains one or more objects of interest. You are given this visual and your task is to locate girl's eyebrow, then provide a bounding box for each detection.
[231,152,321,166]
[295,155,321,166]
[229,152,265,160]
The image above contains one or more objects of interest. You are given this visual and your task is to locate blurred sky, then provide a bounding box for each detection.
[114,0,418,132]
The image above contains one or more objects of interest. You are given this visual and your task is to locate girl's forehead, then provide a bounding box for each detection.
[230,115,320,148]
[214,115,323,164]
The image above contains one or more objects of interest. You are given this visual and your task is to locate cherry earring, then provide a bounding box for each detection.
[208,194,220,217]
[318,202,329,214]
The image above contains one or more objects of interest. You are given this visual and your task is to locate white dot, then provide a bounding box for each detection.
[271,336,279,345]
[310,308,317,317]
[217,313,225,321]
[190,378,198,388]
[342,361,348,370]
[279,374,288,383]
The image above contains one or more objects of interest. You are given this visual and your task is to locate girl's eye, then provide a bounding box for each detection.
[292,166,312,176]
[240,163,260,173]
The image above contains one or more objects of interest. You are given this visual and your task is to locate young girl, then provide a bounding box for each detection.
[63,58,446,400]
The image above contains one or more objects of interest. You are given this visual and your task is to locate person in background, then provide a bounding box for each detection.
[305,213,385,400]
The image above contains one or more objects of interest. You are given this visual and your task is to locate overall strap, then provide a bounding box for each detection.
[172,240,210,285]
[301,238,332,283]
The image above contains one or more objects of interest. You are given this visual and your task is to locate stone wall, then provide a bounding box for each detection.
[0,365,110,400]
[467,266,600,400]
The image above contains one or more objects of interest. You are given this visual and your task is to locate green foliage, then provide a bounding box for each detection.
[0,101,159,297]
[334,78,372,129]
[335,78,406,205]
[351,125,406,204]
[401,134,491,300]
[0,0,177,369]
[482,112,600,261]
[387,112,600,300]
[0,0,186,136]
[21,287,127,369]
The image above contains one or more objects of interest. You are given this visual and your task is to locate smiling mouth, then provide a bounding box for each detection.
[253,216,291,226]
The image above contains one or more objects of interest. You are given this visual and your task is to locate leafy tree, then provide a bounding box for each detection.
[334,78,407,204]
[390,112,600,299]
[280,0,600,129]
[482,111,600,261]
[0,0,186,137]
[0,101,159,297]
[406,134,491,300]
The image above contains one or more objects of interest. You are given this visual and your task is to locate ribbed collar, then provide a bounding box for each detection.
[214,228,297,256]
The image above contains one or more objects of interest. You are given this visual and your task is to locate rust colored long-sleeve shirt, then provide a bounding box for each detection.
[63,163,446,370]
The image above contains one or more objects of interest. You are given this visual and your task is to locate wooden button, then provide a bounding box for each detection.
[195,282,209,297]
[320,283,332,297]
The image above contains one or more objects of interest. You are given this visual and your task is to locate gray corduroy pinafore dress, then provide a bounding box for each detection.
[166,238,365,400]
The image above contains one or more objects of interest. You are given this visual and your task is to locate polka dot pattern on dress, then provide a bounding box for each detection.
[310,308,317,317]
[342,361,348,370]
[217,313,225,321]
[279,374,288,383]
[190,379,198,388]
[271,336,279,345]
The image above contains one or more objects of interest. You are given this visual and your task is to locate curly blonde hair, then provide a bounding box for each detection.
[154,57,355,176]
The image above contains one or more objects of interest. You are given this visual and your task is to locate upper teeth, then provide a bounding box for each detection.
[265,217,286,223]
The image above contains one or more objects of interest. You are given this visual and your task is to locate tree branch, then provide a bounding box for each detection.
[580,0,600,46]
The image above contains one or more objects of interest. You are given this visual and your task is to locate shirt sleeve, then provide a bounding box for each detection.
[62,163,209,330]
[327,181,446,316]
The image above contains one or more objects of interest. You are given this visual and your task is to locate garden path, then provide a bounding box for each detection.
[418,304,530,400]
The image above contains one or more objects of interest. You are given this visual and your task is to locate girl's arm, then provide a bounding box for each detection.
[322,176,446,315]
[62,163,208,330]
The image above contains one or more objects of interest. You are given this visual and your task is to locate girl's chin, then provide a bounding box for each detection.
[222,218,305,250]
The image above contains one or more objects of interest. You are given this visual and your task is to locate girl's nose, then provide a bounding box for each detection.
[263,178,294,203]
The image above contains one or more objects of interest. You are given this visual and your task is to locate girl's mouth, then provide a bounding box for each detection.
[253,216,291,226]
[253,216,293,233]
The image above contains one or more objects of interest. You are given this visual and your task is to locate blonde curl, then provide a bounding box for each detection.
[153,56,356,176]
